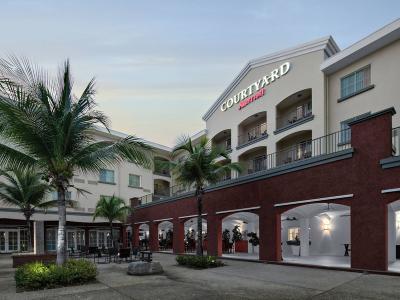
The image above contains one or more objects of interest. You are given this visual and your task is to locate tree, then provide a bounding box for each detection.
[171,137,241,256]
[0,57,151,265]
[232,225,243,243]
[93,195,131,249]
[0,169,51,252]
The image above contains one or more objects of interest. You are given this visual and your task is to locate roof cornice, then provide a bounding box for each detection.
[202,36,340,121]
[321,18,400,74]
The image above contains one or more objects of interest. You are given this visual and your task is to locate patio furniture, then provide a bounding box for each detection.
[132,247,140,260]
[116,248,132,263]
[343,243,351,256]
[140,250,153,262]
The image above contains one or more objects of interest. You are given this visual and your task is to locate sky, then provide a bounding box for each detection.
[1,0,399,146]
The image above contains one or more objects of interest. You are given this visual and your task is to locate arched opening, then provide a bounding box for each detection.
[238,146,267,176]
[154,179,171,200]
[388,200,400,272]
[139,224,149,250]
[276,130,312,166]
[154,156,171,177]
[237,112,267,147]
[212,129,232,152]
[221,212,259,260]
[281,203,351,268]
[184,217,207,254]
[276,89,312,131]
[158,221,173,253]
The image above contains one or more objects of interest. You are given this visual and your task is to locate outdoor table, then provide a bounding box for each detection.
[140,250,152,262]
[343,243,351,256]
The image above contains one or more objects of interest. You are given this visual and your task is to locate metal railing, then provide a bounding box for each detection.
[238,122,267,146]
[137,129,352,206]
[265,129,351,171]
[276,103,312,130]
[138,183,195,205]
[393,126,400,156]
[214,139,232,152]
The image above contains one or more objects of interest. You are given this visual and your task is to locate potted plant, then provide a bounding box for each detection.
[247,232,259,254]
[222,229,231,253]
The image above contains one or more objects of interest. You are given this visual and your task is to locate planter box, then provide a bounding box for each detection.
[235,240,248,253]
[12,253,57,268]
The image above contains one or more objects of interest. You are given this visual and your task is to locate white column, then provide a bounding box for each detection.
[300,218,310,257]
[34,221,45,254]
[388,207,396,264]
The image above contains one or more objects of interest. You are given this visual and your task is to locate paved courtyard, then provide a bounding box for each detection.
[1,253,400,299]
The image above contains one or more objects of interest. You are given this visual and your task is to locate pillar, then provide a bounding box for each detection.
[349,108,395,271]
[133,224,140,248]
[173,218,185,254]
[33,221,44,254]
[259,205,281,261]
[149,221,159,251]
[207,215,222,257]
[84,227,89,249]
[299,218,310,257]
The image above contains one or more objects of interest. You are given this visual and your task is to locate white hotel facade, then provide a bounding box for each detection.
[1,19,400,271]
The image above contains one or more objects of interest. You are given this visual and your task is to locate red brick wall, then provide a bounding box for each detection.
[132,109,400,271]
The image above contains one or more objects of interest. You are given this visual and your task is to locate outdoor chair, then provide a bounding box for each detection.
[132,247,140,260]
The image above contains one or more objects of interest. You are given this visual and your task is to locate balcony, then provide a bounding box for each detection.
[237,112,267,149]
[238,146,267,176]
[212,130,232,152]
[154,157,170,177]
[154,179,171,200]
[275,89,313,134]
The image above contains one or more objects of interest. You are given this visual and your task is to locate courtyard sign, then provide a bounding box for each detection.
[220,62,291,112]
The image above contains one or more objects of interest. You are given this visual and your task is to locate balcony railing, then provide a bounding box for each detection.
[138,183,195,205]
[214,139,232,152]
[265,129,351,171]
[393,126,400,156]
[153,169,171,177]
[137,129,351,206]
[276,103,312,130]
[238,122,267,147]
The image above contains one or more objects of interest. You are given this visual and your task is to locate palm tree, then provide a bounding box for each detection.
[0,57,152,265]
[93,195,131,249]
[171,137,241,256]
[0,169,51,252]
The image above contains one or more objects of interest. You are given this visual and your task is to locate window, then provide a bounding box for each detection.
[46,228,57,251]
[340,66,371,99]
[129,174,141,188]
[288,227,299,241]
[99,169,115,184]
[340,112,371,144]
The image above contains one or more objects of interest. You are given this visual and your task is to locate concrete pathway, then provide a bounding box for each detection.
[1,253,400,299]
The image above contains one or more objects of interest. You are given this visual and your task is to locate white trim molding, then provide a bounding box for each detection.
[216,206,261,215]
[382,188,400,194]
[153,217,173,222]
[274,194,354,207]
[134,221,149,225]
[179,213,207,219]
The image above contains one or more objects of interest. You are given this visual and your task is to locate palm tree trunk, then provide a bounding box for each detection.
[196,188,203,256]
[25,215,32,252]
[109,221,114,249]
[56,185,67,265]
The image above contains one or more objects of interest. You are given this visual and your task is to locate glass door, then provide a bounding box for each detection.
[0,230,19,253]
[8,231,18,252]
[0,231,5,252]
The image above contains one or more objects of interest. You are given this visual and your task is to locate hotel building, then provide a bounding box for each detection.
[2,19,400,273]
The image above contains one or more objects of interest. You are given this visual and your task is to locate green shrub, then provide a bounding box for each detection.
[176,255,224,269]
[15,260,97,291]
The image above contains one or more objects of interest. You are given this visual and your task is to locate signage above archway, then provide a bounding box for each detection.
[220,62,291,112]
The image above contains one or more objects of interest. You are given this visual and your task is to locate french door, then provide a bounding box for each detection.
[0,230,19,253]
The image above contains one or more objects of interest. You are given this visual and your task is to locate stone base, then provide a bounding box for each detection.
[127,261,163,275]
